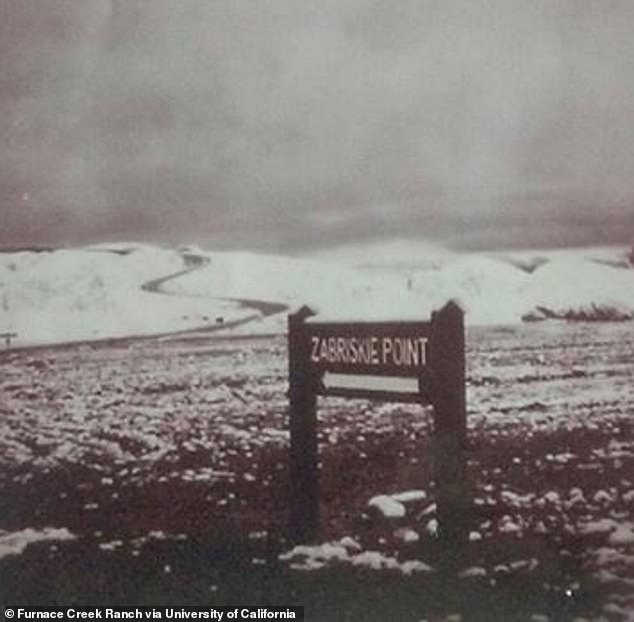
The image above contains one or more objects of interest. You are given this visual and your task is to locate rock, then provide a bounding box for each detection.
[391,490,427,503]
[368,495,406,519]
[393,527,420,543]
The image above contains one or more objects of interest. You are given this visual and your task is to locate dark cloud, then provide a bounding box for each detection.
[1,0,634,251]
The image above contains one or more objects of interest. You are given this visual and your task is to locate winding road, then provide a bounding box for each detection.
[140,251,288,338]
[2,250,289,354]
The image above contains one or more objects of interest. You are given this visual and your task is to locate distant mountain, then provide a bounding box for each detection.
[0,242,633,347]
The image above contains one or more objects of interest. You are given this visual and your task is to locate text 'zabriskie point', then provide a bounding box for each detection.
[305,319,432,377]
[310,335,428,368]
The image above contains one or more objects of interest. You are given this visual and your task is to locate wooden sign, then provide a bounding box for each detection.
[306,320,432,403]
[307,321,430,377]
[288,301,469,559]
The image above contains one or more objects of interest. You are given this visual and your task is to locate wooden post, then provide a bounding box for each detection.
[428,301,469,563]
[288,306,318,543]
[1,332,17,348]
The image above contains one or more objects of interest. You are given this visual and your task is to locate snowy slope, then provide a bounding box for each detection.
[301,243,634,325]
[165,245,634,330]
[0,245,250,347]
[304,240,453,271]
[522,258,634,320]
[162,251,424,319]
[0,242,633,347]
[492,245,633,272]
[407,256,532,326]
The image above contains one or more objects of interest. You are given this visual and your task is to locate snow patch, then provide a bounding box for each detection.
[0,527,76,559]
[607,523,634,546]
[390,490,427,503]
[580,519,619,535]
[368,495,406,518]
[279,541,434,575]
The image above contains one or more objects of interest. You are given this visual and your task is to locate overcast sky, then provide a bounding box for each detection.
[1,0,634,252]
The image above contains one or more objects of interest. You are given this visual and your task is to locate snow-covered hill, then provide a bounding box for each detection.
[0,242,632,347]
[522,257,634,321]
[0,245,250,347]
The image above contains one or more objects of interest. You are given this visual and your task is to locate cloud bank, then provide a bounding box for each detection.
[1,1,634,250]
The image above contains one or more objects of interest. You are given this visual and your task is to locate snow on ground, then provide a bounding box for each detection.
[407,255,532,325]
[367,494,406,518]
[163,250,423,319]
[492,245,633,272]
[1,242,633,347]
[279,538,434,574]
[0,527,76,559]
[523,258,634,320]
[0,245,251,347]
[303,239,454,271]
[0,323,633,617]
[167,244,634,327]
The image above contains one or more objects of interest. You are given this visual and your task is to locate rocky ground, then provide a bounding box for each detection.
[1,323,633,620]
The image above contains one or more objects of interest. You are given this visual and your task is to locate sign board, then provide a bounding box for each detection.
[307,321,430,377]
[287,301,469,556]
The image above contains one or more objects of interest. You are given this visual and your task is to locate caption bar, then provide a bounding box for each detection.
[4,609,303,621]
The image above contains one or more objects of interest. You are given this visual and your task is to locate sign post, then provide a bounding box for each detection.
[288,306,318,543]
[288,301,468,554]
[428,302,468,562]
[1,332,17,348]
